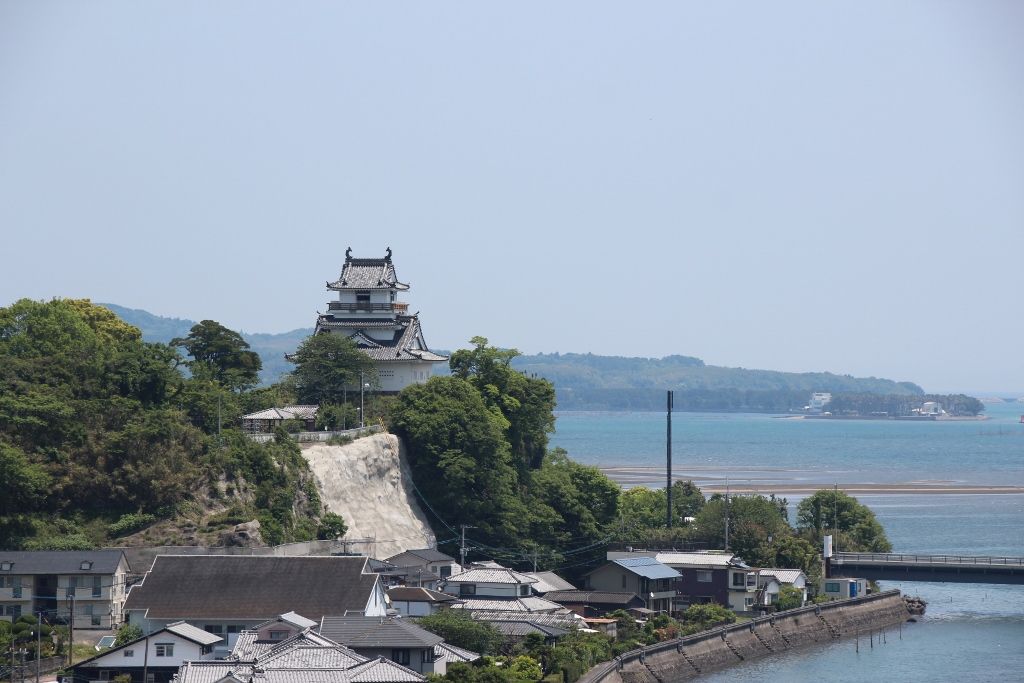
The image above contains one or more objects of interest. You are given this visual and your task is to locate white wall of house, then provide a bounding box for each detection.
[388,600,435,617]
[355,646,445,676]
[76,632,216,673]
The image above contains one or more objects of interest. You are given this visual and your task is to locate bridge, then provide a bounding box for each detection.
[829,552,1024,584]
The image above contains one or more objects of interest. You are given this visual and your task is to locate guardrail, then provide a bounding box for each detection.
[577,590,902,683]
[245,425,381,443]
[834,552,1024,566]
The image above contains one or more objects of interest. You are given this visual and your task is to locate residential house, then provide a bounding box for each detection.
[319,615,446,675]
[608,551,760,614]
[0,550,130,629]
[543,590,646,618]
[71,621,220,683]
[759,568,808,607]
[123,555,386,649]
[821,577,868,600]
[439,567,564,614]
[240,405,318,434]
[582,558,680,613]
[178,626,425,683]
[383,548,460,589]
[386,587,460,616]
[465,611,578,645]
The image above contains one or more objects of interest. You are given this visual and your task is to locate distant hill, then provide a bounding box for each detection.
[102,305,927,411]
[101,303,311,383]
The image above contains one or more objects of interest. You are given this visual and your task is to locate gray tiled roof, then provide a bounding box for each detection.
[451,596,565,613]
[346,657,425,682]
[315,315,447,364]
[0,550,128,575]
[328,251,410,291]
[231,629,348,661]
[385,549,456,566]
[758,568,805,584]
[319,616,443,649]
[433,642,480,663]
[443,567,537,585]
[522,571,576,594]
[468,611,580,631]
[544,590,642,606]
[489,621,570,638]
[125,555,379,621]
[165,621,224,646]
[240,405,319,421]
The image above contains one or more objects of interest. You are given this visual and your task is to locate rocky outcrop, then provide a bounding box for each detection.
[302,433,435,559]
[218,520,264,547]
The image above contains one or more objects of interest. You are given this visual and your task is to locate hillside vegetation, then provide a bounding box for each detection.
[0,299,334,550]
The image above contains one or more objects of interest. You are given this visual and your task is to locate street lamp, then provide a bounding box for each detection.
[359,372,371,428]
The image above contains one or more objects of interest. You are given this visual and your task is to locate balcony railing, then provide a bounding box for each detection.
[327,302,400,313]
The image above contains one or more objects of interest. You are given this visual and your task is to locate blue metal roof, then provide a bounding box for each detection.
[612,557,681,579]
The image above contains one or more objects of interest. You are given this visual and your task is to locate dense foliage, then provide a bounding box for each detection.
[415,610,504,655]
[391,340,619,573]
[0,299,339,549]
[796,489,892,553]
[824,392,984,417]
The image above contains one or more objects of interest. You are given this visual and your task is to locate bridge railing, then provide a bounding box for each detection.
[834,552,1024,566]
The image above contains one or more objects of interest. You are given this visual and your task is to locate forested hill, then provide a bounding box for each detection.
[102,304,926,410]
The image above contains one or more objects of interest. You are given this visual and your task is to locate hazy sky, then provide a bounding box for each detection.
[1,2,1022,393]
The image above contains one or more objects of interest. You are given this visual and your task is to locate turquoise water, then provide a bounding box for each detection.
[549,402,1024,680]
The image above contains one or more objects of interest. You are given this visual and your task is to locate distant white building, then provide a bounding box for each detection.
[918,401,945,416]
[315,248,448,393]
[807,392,832,413]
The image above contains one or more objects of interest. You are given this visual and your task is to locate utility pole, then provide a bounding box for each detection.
[66,594,74,670]
[360,371,365,428]
[666,390,674,528]
[724,477,730,552]
[35,611,41,683]
[833,482,839,553]
[532,549,538,573]
[459,525,476,569]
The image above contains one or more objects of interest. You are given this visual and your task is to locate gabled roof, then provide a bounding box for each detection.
[521,571,576,594]
[386,587,458,604]
[468,611,580,631]
[125,555,380,621]
[609,558,681,580]
[73,621,223,670]
[385,548,456,566]
[543,590,643,606]
[316,315,447,364]
[240,405,319,421]
[433,642,480,663]
[0,550,128,575]
[232,629,347,661]
[345,656,425,682]
[328,249,410,291]
[758,568,806,584]
[319,616,443,649]
[443,567,537,585]
[451,596,565,613]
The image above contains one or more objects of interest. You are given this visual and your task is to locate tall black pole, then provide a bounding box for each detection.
[666,390,673,528]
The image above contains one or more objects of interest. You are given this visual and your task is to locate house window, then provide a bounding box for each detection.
[621,575,627,589]
[201,645,213,655]
[124,650,134,657]
[459,584,476,596]
[825,582,841,593]
[391,649,411,665]
[93,576,102,597]
[424,647,437,663]
[4,605,22,619]
[92,614,102,626]
[226,625,241,634]
[66,577,78,597]
[744,597,754,608]
[204,625,224,635]
[0,562,12,571]
[697,571,712,583]
[155,643,174,657]
[732,573,747,588]
[268,630,288,641]
[520,585,530,597]
[84,604,94,616]
[440,566,452,579]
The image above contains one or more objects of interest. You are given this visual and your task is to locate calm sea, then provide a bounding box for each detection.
[550,402,1024,681]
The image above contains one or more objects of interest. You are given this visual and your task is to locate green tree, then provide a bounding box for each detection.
[0,442,50,515]
[113,623,143,646]
[796,489,892,552]
[288,333,376,405]
[172,320,262,391]
[415,610,503,655]
[390,377,526,545]
[776,585,804,610]
[619,486,667,530]
[450,337,556,474]
[317,512,348,540]
[678,603,735,633]
[691,494,791,565]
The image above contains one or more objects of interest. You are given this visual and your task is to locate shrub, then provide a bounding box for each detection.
[108,512,157,536]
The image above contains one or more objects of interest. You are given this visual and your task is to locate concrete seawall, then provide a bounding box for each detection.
[583,590,909,683]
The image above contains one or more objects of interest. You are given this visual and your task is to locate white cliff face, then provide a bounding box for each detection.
[302,433,436,559]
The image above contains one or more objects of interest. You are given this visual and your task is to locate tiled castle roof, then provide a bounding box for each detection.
[328,248,409,291]
[315,315,447,364]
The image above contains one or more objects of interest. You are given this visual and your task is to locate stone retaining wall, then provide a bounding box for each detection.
[582,590,909,683]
